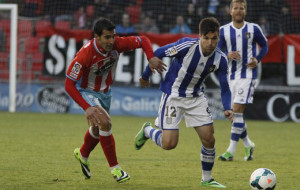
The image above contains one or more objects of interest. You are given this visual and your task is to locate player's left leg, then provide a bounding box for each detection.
[240,123,255,161]
[195,125,226,188]
[135,121,179,150]
[135,93,181,150]
[234,103,255,161]
[184,95,225,188]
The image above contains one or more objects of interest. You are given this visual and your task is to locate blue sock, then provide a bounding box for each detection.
[145,127,162,148]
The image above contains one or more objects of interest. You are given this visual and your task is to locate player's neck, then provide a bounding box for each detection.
[232,21,245,29]
[95,38,107,53]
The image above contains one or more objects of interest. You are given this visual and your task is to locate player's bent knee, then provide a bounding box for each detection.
[99,119,112,131]
[91,125,99,136]
[162,141,178,150]
[202,137,215,148]
[162,144,176,150]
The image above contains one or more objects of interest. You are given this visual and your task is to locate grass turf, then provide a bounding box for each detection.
[0,112,299,189]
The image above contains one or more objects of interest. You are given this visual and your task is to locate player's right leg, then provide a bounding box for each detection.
[74,148,91,179]
[74,126,99,179]
[219,110,246,161]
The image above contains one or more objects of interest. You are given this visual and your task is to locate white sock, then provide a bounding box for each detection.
[144,125,152,138]
[80,151,88,162]
[202,170,212,182]
[110,164,120,171]
[227,140,238,155]
[242,135,252,147]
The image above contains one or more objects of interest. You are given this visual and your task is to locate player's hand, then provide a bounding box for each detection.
[85,107,102,127]
[228,51,241,61]
[224,110,233,123]
[148,57,167,74]
[139,76,150,87]
[246,57,258,69]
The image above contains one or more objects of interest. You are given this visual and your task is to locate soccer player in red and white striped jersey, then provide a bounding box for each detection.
[65,18,166,182]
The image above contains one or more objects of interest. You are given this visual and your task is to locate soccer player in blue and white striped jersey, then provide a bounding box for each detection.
[134,17,232,188]
[217,0,268,162]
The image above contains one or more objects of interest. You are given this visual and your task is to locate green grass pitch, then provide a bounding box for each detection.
[0,112,299,190]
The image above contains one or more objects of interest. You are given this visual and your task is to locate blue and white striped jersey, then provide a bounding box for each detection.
[218,21,268,80]
[142,37,231,110]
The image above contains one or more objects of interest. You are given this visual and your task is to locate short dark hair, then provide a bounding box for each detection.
[93,18,115,36]
[230,0,247,10]
[199,17,220,36]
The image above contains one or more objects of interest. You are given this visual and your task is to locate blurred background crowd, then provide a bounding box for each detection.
[2,0,300,36]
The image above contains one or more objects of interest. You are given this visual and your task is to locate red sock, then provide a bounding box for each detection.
[99,134,118,167]
[80,129,99,158]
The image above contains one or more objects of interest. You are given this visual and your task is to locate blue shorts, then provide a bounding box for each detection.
[78,88,112,113]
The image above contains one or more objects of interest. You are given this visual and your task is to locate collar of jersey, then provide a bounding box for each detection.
[230,21,247,30]
[93,38,109,57]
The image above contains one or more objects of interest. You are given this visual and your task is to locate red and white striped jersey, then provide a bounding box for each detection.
[66,36,152,93]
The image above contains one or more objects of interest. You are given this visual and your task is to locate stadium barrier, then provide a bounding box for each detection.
[0,83,299,122]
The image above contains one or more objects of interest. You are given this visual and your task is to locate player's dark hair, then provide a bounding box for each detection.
[230,0,247,10]
[93,18,115,36]
[199,17,220,36]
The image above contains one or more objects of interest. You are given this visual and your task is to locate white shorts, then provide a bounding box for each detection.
[229,78,257,104]
[155,93,213,130]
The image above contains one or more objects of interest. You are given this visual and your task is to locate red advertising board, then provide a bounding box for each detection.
[283,34,300,64]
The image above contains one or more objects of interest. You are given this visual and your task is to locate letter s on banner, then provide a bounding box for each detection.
[45,35,66,75]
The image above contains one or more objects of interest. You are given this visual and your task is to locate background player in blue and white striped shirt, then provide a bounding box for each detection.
[217,0,268,162]
[134,17,233,188]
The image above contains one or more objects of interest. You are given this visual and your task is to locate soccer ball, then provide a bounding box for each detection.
[250,168,276,190]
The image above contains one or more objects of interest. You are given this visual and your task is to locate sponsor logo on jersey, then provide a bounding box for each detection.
[245,32,251,39]
[69,72,78,79]
[72,62,82,74]
[238,88,244,95]
[166,47,178,56]
[94,50,119,75]
[208,65,216,73]
[206,107,211,114]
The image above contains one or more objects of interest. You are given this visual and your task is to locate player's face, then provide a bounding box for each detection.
[200,31,219,56]
[95,29,116,52]
[230,2,246,23]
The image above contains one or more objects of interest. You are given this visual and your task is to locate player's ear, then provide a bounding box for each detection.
[94,33,99,39]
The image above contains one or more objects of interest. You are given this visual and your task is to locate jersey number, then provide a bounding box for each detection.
[165,106,177,117]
